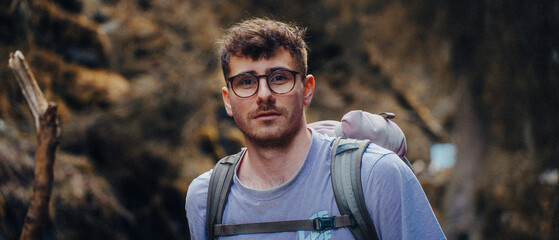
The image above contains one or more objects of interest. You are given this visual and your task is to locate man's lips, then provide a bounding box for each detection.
[254,111,280,120]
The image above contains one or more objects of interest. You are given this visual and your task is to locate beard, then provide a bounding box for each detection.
[233,102,304,149]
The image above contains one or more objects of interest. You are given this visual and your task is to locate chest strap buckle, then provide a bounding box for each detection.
[313,217,336,231]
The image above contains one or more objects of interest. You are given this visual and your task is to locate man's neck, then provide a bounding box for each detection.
[238,127,312,190]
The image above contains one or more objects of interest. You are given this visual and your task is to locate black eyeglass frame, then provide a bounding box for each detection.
[226,69,302,98]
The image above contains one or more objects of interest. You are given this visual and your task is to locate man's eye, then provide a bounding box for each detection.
[236,78,257,88]
[269,74,289,84]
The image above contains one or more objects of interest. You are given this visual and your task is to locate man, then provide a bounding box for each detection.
[185,18,446,239]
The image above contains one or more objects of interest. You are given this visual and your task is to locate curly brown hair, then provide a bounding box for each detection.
[218,18,308,79]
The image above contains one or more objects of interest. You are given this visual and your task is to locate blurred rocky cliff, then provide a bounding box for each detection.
[0,0,557,239]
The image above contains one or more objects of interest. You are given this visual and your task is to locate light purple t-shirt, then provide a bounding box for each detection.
[185,128,446,240]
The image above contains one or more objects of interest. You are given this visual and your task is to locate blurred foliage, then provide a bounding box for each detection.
[0,0,557,239]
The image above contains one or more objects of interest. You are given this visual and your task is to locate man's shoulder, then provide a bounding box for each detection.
[362,143,413,177]
[364,141,397,156]
[186,170,212,207]
[185,170,213,238]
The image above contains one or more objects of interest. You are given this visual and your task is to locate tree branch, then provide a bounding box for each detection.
[9,50,61,240]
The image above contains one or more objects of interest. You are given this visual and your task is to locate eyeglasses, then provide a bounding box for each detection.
[227,69,301,98]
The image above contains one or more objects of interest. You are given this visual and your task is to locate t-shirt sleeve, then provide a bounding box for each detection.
[361,146,446,239]
[185,170,212,240]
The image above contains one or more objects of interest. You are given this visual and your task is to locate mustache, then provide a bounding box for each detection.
[248,104,285,118]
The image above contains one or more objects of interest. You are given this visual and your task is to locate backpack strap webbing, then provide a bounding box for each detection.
[206,150,244,240]
[213,215,353,236]
[330,137,379,240]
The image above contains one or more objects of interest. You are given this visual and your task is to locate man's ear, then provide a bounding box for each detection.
[222,86,234,117]
[303,75,315,106]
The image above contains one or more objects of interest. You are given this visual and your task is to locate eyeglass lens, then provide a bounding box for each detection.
[230,70,297,97]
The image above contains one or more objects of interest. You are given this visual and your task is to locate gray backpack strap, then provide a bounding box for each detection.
[331,137,379,240]
[206,150,245,240]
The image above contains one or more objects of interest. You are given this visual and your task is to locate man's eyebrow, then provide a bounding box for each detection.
[245,70,258,75]
[269,67,288,73]
[233,67,290,76]
[247,68,287,74]
[232,70,257,76]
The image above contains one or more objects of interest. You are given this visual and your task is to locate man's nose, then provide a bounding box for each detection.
[256,77,275,104]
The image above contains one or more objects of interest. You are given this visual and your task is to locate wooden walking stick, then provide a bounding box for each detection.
[8,50,61,240]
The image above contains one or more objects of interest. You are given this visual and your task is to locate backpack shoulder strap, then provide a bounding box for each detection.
[206,149,245,240]
[330,137,379,240]
[205,148,355,238]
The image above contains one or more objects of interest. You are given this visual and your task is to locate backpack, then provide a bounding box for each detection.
[203,112,413,239]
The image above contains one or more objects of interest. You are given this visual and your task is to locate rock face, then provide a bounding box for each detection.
[0,0,557,239]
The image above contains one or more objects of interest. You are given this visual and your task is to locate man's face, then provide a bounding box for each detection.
[222,49,314,148]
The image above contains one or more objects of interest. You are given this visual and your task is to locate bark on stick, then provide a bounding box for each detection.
[9,50,61,240]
